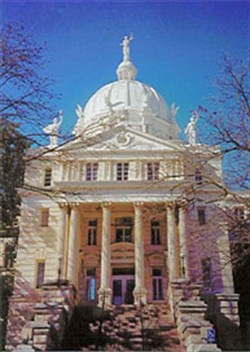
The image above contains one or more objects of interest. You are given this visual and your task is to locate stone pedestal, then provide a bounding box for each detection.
[170,279,202,319]
[133,287,147,306]
[177,300,221,352]
[98,288,112,307]
[216,293,240,324]
[194,343,222,352]
[214,293,241,350]
[13,345,35,352]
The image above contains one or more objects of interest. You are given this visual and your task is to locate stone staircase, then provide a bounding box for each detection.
[86,303,185,351]
[7,280,78,352]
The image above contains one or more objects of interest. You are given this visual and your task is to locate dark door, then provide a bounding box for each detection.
[113,279,122,305]
[125,279,135,304]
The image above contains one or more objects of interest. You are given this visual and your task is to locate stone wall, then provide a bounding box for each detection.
[170,279,222,352]
[6,276,78,351]
[6,272,42,350]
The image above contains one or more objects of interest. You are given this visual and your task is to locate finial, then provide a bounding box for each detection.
[120,33,134,62]
[117,33,137,80]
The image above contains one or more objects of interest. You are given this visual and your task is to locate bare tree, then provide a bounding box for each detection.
[198,55,250,191]
[0,22,58,145]
[0,22,59,349]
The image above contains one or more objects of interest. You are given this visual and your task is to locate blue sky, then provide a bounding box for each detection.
[2,1,249,138]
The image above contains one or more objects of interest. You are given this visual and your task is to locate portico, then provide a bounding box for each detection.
[57,201,189,306]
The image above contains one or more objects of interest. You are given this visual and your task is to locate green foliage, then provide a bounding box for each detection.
[61,303,113,350]
[0,120,30,228]
[0,272,14,350]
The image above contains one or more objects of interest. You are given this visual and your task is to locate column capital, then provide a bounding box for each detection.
[58,202,69,210]
[102,201,112,209]
[70,202,80,210]
[178,200,188,209]
[166,201,176,210]
[219,221,229,232]
[134,201,144,208]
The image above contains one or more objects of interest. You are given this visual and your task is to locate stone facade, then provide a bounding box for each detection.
[6,39,244,351]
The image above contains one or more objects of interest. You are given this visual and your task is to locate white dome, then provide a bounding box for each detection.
[74,40,180,140]
[83,79,171,123]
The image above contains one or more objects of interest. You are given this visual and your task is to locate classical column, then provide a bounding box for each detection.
[217,222,235,294]
[67,203,79,286]
[98,202,112,306]
[178,207,189,279]
[167,204,179,281]
[133,202,147,305]
[57,203,68,281]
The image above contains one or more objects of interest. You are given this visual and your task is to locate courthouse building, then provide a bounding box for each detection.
[7,38,244,351]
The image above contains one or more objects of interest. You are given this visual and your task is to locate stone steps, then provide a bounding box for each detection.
[96,303,185,351]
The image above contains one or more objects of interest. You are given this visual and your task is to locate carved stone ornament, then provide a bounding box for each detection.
[116,132,132,146]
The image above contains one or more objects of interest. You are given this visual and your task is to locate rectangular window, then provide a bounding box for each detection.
[44,168,52,187]
[195,168,203,185]
[152,268,163,300]
[202,258,212,287]
[41,209,49,227]
[151,221,161,245]
[115,217,132,242]
[116,163,129,181]
[86,163,98,181]
[147,162,160,180]
[36,261,45,288]
[197,207,206,225]
[87,220,97,245]
[85,268,96,301]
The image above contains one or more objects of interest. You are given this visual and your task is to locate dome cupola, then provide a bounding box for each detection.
[73,35,180,141]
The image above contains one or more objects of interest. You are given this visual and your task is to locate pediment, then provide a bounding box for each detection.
[69,126,182,153]
[147,252,165,266]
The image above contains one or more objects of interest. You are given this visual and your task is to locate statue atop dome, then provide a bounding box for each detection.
[120,33,134,61]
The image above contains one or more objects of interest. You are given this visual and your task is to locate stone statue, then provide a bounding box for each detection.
[170,103,180,119]
[43,110,63,148]
[76,104,84,119]
[184,111,199,145]
[120,33,133,61]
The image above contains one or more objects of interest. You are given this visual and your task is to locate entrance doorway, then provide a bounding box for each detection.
[112,268,135,305]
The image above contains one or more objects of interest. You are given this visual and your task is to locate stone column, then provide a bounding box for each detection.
[133,202,147,305]
[57,203,68,281]
[67,203,79,286]
[98,202,112,306]
[179,206,189,279]
[217,222,235,293]
[167,204,179,281]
